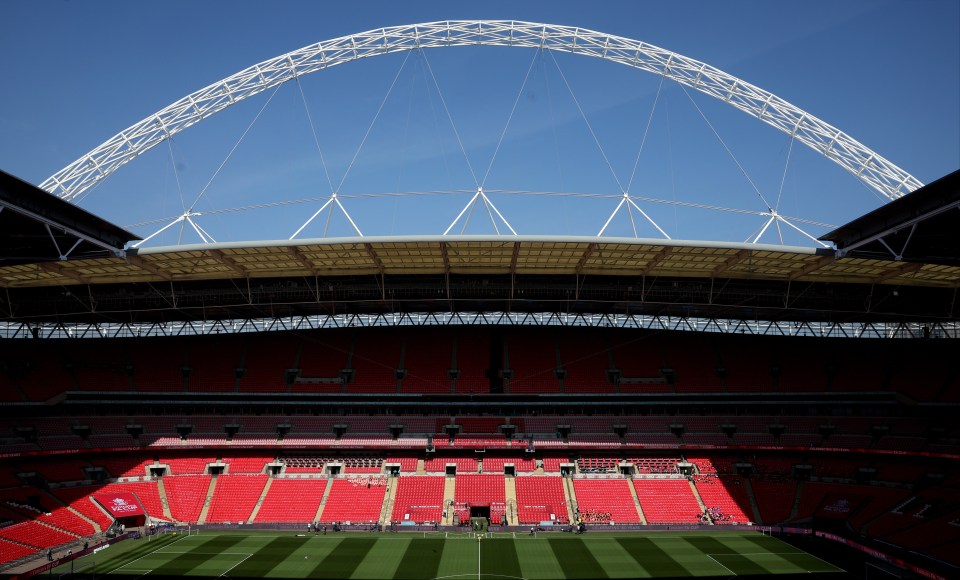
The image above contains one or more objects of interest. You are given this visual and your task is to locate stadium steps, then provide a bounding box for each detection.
[246,477,273,523]
[35,518,80,539]
[504,476,518,525]
[417,459,425,474]
[688,480,709,521]
[196,475,219,524]
[41,489,102,533]
[378,478,398,526]
[313,476,335,522]
[562,477,578,523]
[741,478,764,524]
[625,478,648,524]
[442,476,457,525]
[155,478,174,520]
[788,481,805,521]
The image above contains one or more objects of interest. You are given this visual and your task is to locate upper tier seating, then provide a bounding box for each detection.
[507,329,561,394]
[3,329,958,401]
[401,331,453,394]
[347,331,401,394]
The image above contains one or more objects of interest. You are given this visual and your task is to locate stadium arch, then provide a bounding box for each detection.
[41,20,921,209]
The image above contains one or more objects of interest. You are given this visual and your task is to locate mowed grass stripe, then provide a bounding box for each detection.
[741,534,803,553]
[393,538,444,580]
[150,535,247,576]
[616,538,691,577]
[481,539,523,579]
[435,537,475,579]
[683,536,770,575]
[77,534,181,574]
[582,537,650,578]
[308,538,377,579]
[225,536,310,577]
[516,539,566,580]
[740,534,841,572]
[548,538,608,579]
[351,538,411,579]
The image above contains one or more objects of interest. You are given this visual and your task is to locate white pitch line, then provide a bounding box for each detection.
[706,554,737,576]
[109,534,190,573]
[220,552,253,577]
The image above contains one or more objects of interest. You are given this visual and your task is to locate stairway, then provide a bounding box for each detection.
[314,478,335,522]
[417,459,426,474]
[36,519,81,539]
[378,477,399,526]
[788,481,805,521]
[689,480,710,522]
[246,477,274,523]
[625,479,647,524]
[42,489,102,533]
[196,476,219,524]
[442,476,457,525]
[742,478,764,524]
[504,476,518,525]
[156,478,174,520]
[561,477,578,523]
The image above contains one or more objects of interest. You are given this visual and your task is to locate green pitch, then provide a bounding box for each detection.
[54,530,843,579]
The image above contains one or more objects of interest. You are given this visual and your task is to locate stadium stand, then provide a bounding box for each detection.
[632,479,701,524]
[515,476,568,524]
[391,476,445,524]
[205,474,268,523]
[254,479,327,523]
[318,477,386,524]
[573,479,641,524]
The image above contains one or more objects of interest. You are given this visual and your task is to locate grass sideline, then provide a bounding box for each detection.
[51,529,845,579]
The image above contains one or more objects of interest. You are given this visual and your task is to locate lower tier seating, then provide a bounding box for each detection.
[515,476,568,524]
[254,479,327,523]
[573,479,641,524]
[633,479,702,524]
[319,477,386,524]
[391,476,444,524]
[205,474,268,523]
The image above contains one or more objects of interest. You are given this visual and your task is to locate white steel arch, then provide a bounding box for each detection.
[41,20,922,203]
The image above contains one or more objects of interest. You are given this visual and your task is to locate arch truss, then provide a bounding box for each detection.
[41,20,922,230]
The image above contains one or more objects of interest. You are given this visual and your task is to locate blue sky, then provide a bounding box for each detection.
[1,0,957,247]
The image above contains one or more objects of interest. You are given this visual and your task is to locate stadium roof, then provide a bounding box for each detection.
[823,169,960,266]
[1,169,958,327]
[0,169,138,266]
[0,236,957,290]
